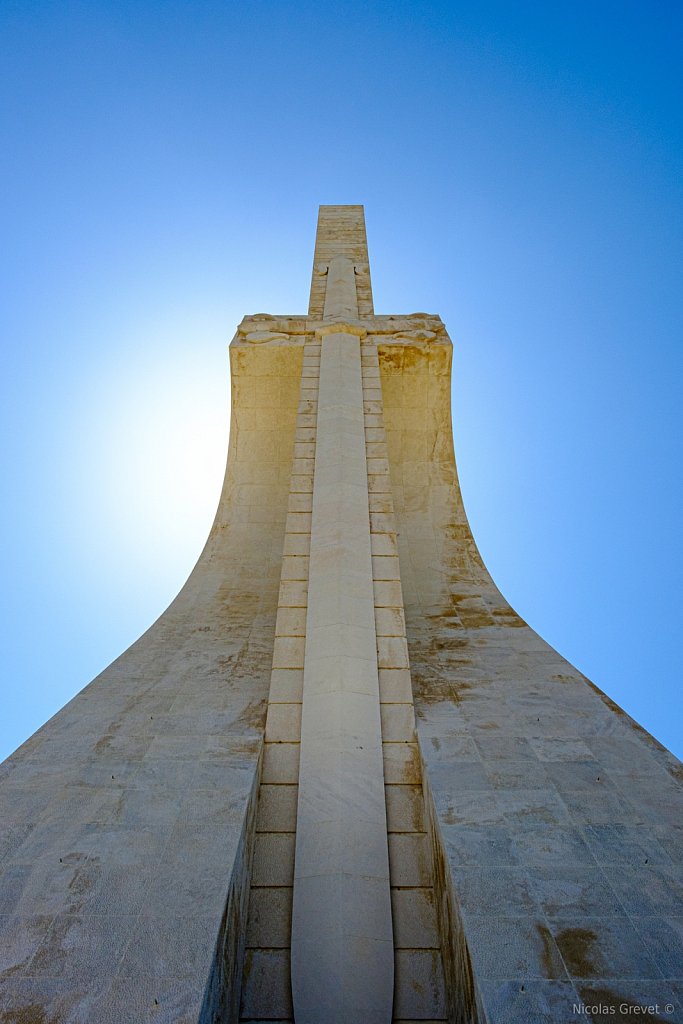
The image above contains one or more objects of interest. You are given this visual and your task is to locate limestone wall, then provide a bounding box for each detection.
[0,340,303,1023]
[381,327,683,1022]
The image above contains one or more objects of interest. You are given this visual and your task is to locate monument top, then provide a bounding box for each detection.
[308,204,374,317]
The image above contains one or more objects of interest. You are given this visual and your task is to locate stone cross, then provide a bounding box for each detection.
[1,205,681,1024]
[291,208,394,1023]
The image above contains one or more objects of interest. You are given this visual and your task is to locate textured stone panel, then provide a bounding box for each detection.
[292,328,393,1024]
[0,340,303,1021]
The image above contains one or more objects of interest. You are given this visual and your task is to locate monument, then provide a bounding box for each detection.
[0,206,681,1023]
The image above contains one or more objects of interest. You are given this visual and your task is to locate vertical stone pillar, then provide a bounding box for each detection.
[290,323,394,1023]
[238,334,320,1021]
[323,255,359,320]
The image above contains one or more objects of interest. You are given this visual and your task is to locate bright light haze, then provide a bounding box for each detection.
[1,1,681,761]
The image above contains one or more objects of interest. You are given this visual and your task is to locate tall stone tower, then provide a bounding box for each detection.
[1,206,681,1024]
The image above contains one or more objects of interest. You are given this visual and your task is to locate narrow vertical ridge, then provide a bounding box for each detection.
[290,328,394,1023]
[238,335,320,1023]
[361,338,451,1022]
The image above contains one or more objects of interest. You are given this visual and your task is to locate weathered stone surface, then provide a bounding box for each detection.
[292,276,393,1018]
[0,340,302,1021]
[238,213,451,1024]
[381,332,683,1019]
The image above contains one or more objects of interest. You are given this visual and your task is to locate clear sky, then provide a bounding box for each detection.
[1,1,681,761]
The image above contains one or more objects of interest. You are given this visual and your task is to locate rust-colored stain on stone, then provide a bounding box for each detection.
[536,923,560,978]
[403,743,422,784]
[0,1007,51,1024]
[237,698,269,732]
[554,927,599,977]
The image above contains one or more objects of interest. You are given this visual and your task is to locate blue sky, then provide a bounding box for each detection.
[1,1,681,760]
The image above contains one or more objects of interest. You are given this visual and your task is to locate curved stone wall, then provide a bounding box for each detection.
[381,330,683,1022]
[0,340,303,1023]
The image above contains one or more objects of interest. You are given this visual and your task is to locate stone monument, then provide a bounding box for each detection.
[0,206,681,1023]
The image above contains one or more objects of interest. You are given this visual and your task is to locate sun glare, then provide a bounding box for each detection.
[67,333,231,586]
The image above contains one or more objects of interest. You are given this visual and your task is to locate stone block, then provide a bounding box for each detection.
[293,442,315,459]
[278,581,308,607]
[379,668,414,702]
[275,607,307,636]
[265,704,302,743]
[559,787,640,825]
[371,532,398,556]
[240,949,293,1019]
[246,887,292,947]
[383,742,421,784]
[391,887,440,948]
[484,758,551,790]
[380,704,416,742]
[377,636,410,669]
[284,513,312,534]
[372,556,401,581]
[388,833,433,887]
[363,388,383,402]
[450,865,540,918]
[251,833,296,886]
[510,825,596,867]
[529,863,626,919]
[364,413,384,429]
[375,606,406,636]
[530,737,597,762]
[282,535,311,558]
[605,862,683,916]
[440,824,519,866]
[271,637,306,669]
[373,580,404,606]
[385,785,425,832]
[581,823,673,867]
[465,916,567,980]
[497,788,572,829]
[256,785,298,833]
[393,949,447,1019]
[630,916,683,978]
[268,669,304,702]
[370,510,396,530]
[261,743,300,784]
[290,475,313,494]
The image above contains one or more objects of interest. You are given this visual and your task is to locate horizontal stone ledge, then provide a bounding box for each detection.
[237,314,445,337]
[315,322,367,340]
